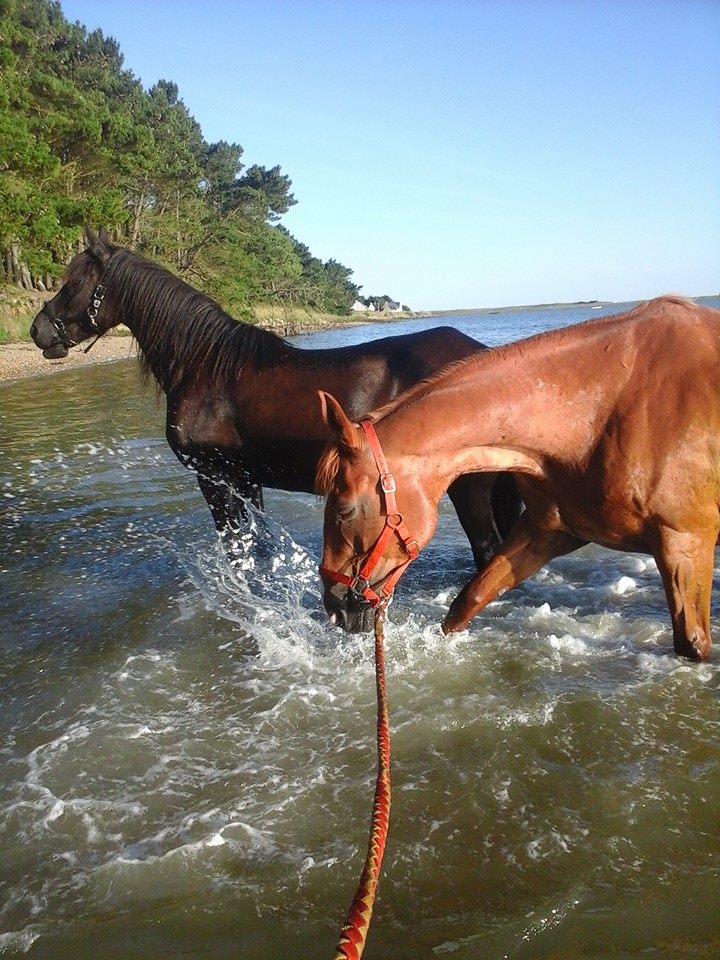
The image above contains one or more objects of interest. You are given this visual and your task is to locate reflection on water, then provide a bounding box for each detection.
[1,305,720,959]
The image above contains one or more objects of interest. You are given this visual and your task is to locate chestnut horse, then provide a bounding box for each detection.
[29,229,520,588]
[317,295,720,660]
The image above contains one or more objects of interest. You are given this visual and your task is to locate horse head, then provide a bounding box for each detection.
[316,391,438,632]
[30,227,117,358]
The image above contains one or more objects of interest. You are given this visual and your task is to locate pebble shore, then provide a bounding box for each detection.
[0,337,138,384]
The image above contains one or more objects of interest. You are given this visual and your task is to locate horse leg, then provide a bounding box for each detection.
[490,472,523,542]
[652,527,715,660]
[447,474,505,568]
[247,480,264,512]
[442,516,584,633]
[197,473,243,535]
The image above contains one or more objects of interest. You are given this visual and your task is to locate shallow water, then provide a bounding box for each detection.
[1,302,719,959]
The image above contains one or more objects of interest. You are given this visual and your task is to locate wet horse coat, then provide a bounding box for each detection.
[29,230,520,574]
[318,296,720,660]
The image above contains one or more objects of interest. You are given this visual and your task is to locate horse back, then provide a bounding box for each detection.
[166,325,485,489]
[371,326,484,389]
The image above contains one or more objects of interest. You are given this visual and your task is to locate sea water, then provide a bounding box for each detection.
[1,299,719,959]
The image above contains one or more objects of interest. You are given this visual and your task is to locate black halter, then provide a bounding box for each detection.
[47,280,107,353]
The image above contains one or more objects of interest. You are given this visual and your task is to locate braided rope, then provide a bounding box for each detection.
[333,611,391,960]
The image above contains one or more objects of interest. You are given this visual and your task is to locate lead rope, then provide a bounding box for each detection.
[332,609,391,960]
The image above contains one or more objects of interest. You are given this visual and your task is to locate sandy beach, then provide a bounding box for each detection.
[0,337,138,384]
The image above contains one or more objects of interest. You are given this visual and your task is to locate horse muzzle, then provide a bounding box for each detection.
[30,311,70,358]
[324,582,376,633]
[41,342,70,359]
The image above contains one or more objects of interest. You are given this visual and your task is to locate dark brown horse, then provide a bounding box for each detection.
[30,229,520,595]
[317,295,720,660]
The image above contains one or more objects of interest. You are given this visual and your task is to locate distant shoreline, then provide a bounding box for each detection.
[354,301,612,323]
[422,299,607,316]
[418,294,718,317]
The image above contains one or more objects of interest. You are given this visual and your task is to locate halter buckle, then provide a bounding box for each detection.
[380,473,396,494]
[87,283,107,322]
[349,576,371,598]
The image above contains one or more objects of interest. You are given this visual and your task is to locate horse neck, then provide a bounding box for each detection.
[378,331,620,491]
[103,251,286,391]
[103,253,192,354]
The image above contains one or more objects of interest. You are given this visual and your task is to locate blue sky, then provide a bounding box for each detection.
[61,0,720,309]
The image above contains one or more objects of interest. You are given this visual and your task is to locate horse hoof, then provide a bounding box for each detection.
[441,612,467,634]
[674,635,710,661]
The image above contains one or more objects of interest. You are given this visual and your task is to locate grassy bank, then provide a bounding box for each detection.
[251,302,360,335]
[0,286,45,343]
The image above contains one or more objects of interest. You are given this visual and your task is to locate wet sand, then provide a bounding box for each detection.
[0,337,138,384]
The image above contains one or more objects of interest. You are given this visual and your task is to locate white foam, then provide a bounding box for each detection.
[627,555,657,573]
[531,602,553,619]
[611,576,637,595]
[432,589,452,604]
[0,927,41,954]
[203,833,226,847]
[43,799,65,826]
[548,633,589,656]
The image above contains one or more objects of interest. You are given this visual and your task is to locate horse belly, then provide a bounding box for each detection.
[551,439,720,553]
[242,437,326,493]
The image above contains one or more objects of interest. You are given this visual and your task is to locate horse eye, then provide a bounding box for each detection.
[336,503,358,522]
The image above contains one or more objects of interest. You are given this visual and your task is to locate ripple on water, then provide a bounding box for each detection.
[2,371,720,957]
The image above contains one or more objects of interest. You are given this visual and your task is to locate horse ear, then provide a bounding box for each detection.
[84,225,112,265]
[319,392,360,450]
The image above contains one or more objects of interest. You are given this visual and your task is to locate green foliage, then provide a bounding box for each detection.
[0,0,359,315]
[277,230,360,313]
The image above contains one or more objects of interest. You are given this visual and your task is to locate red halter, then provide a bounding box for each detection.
[320,419,420,610]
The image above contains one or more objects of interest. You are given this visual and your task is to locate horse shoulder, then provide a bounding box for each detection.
[167,382,242,451]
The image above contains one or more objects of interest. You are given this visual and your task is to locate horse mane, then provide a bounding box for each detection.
[315,443,341,496]
[95,248,292,392]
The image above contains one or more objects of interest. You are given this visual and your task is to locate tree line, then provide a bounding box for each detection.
[0,0,361,316]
